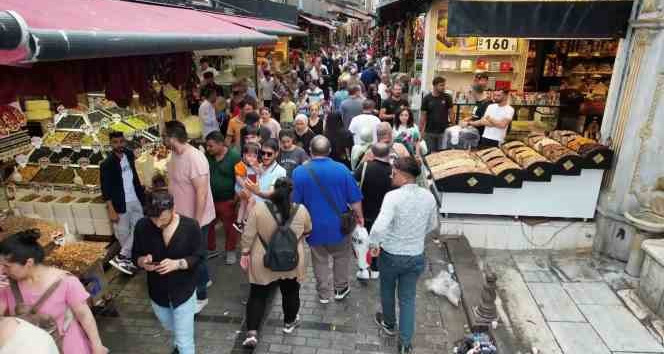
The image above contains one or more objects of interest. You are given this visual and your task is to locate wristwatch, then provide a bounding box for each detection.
[178,259,187,270]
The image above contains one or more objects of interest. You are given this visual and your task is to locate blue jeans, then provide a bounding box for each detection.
[151,292,196,354]
[379,251,426,347]
[196,224,211,300]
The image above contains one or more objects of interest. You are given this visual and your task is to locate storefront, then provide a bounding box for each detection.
[377,0,635,249]
[0,0,278,292]
[292,14,337,51]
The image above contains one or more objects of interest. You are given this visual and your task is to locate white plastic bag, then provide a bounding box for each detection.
[351,226,371,270]
[426,270,461,307]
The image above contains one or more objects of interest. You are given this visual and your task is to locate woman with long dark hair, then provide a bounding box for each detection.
[324,112,354,169]
[240,177,312,348]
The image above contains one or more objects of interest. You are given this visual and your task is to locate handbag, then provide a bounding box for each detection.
[305,165,357,235]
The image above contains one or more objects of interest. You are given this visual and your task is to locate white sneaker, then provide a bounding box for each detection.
[370,270,380,279]
[206,280,213,288]
[195,299,208,314]
[356,269,371,280]
[319,297,330,304]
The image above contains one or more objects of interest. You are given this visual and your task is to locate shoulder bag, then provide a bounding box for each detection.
[305,165,357,235]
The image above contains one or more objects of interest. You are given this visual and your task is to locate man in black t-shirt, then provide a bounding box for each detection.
[420,77,454,153]
[379,83,409,126]
[465,88,492,137]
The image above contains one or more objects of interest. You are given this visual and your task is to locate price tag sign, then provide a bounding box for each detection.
[476,37,518,52]
[72,142,82,153]
[79,157,90,170]
[31,137,42,149]
[52,145,62,154]
[15,154,28,168]
[61,157,71,169]
[92,143,101,154]
[39,157,50,169]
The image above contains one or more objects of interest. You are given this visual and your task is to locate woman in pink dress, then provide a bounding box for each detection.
[0,229,108,354]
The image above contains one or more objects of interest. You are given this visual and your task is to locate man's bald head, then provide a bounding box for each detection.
[371,142,391,160]
[310,135,331,157]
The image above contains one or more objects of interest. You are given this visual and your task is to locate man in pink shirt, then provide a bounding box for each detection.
[164,120,216,314]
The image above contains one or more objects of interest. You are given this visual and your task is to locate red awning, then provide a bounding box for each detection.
[0,0,277,64]
[207,13,306,37]
[300,15,337,31]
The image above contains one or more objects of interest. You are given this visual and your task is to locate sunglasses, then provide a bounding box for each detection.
[260,150,275,157]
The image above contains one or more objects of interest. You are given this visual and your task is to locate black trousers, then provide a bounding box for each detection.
[479,137,500,148]
[246,278,300,331]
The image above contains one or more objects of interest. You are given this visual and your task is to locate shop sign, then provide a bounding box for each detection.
[476,38,518,52]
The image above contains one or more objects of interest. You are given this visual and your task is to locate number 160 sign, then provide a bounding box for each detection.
[476,38,518,53]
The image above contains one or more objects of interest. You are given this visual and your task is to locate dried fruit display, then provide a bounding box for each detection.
[0,105,27,135]
[42,132,68,146]
[89,152,104,165]
[87,111,107,124]
[69,149,93,164]
[31,166,61,183]
[18,166,40,181]
[49,148,73,164]
[76,197,91,203]
[45,241,108,275]
[28,147,53,163]
[109,122,135,134]
[0,216,62,247]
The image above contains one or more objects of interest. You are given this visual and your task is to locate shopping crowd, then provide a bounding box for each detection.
[0,45,516,354]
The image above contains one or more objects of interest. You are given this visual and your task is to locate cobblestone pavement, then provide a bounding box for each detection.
[98,229,466,354]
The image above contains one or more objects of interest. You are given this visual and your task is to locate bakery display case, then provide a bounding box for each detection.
[475,147,524,188]
[549,130,613,169]
[425,150,495,194]
[501,141,554,182]
[525,133,584,176]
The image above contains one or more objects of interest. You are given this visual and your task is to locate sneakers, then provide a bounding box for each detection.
[242,335,258,348]
[225,251,237,265]
[398,344,413,354]
[232,222,244,233]
[207,250,221,259]
[319,297,330,304]
[374,313,396,337]
[195,299,208,314]
[283,315,301,334]
[356,269,380,280]
[334,286,351,301]
[206,280,213,288]
[109,255,136,275]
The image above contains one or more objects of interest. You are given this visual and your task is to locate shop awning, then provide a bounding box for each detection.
[206,13,307,37]
[376,0,432,24]
[448,1,634,38]
[0,0,278,65]
[299,15,337,31]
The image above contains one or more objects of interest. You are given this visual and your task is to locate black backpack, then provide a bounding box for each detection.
[258,202,301,272]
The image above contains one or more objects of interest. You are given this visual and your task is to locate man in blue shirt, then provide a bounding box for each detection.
[360,61,380,90]
[292,136,364,304]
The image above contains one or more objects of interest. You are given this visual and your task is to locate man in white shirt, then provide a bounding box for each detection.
[348,99,381,145]
[469,89,514,147]
[259,71,276,109]
[198,87,219,138]
[378,74,390,101]
[199,57,219,82]
[305,81,325,105]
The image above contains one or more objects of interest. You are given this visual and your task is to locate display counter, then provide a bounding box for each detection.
[425,130,612,219]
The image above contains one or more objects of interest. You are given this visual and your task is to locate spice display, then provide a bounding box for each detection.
[102,106,132,117]
[125,116,150,130]
[56,114,84,129]
[76,197,91,203]
[18,166,40,181]
[109,122,135,134]
[96,128,110,145]
[31,166,61,183]
[45,241,107,275]
[42,131,68,146]
[87,111,107,124]
[28,147,52,163]
[57,196,76,203]
[0,216,62,247]
[77,168,100,185]
[61,132,94,146]
[54,168,75,184]
[38,195,57,203]
[19,194,40,202]
[49,148,73,163]
[89,152,104,165]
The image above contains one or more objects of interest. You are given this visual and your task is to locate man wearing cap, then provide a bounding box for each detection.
[370,156,439,354]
